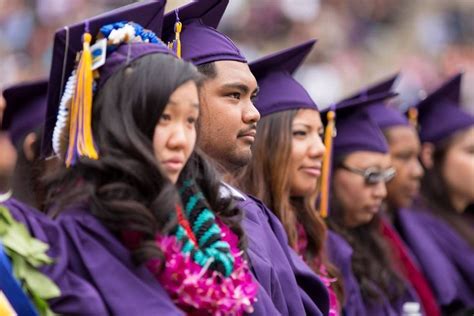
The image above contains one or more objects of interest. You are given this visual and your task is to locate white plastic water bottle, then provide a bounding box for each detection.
[402,302,422,316]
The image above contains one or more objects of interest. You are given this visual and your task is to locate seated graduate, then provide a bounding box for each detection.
[41,1,259,315]
[161,1,330,315]
[2,80,50,209]
[236,40,344,316]
[398,72,474,314]
[363,74,441,316]
[0,96,106,316]
[321,90,423,315]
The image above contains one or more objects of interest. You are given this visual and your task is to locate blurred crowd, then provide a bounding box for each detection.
[1,0,473,111]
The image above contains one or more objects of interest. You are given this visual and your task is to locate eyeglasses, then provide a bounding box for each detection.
[339,164,396,185]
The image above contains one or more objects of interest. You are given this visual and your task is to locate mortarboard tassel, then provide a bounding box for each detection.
[173,20,182,58]
[319,108,336,218]
[407,106,418,129]
[65,31,99,167]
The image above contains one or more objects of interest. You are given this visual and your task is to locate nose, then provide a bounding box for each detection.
[373,181,387,200]
[242,99,260,125]
[309,135,326,159]
[412,158,425,179]
[167,123,187,150]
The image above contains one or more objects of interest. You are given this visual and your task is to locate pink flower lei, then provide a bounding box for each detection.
[146,218,258,315]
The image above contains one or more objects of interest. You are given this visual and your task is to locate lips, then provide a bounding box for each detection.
[300,166,321,177]
[161,158,184,172]
[237,128,257,143]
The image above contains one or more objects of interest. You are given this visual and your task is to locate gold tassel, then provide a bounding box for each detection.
[174,21,182,58]
[407,107,418,128]
[319,110,336,218]
[66,32,99,167]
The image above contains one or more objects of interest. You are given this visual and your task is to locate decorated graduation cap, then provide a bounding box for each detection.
[363,73,411,129]
[249,39,318,117]
[318,88,397,217]
[414,72,474,144]
[41,0,174,166]
[162,0,246,65]
[2,79,48,146]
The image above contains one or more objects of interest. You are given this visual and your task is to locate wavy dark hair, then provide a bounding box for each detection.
[420,129,474,248]
[236,109,344,304]
[327,154,406,305]
[45,53,203,266]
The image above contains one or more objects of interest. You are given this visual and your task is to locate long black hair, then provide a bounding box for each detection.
[420,130,474,248]
[46,53,203,265]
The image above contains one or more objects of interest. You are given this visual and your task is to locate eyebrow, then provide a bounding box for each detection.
[168,99,200,109]
[222,83,259,95]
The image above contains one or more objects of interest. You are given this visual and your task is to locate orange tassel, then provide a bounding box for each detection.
[66,32,98,167]
[319,110,336,218]
[174,21,182,58]
[407,107,418,128]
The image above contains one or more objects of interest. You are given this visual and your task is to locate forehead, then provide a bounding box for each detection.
[386,125,420,146]
[451,125,474,146]
[345,150,391,168]
[213,60,257,90]
[293,109,322,127]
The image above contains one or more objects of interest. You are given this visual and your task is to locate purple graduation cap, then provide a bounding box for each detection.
[343,73,399,102]
[363,73,411,129]
[325,92,397,156]
[2,79,48,146]
[41,0,171,158]
[162,0,247,65]
[249,40,318,117]
[415,72,474,143]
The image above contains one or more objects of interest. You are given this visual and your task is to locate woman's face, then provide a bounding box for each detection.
[288,109,325,197]
[385,126,424,209]
[441,126,474,210]
[333,151,392,227]
[153,81,199,183]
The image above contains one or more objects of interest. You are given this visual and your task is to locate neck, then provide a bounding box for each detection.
[450,192,469,213]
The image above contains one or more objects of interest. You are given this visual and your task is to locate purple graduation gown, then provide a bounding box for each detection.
[54,205,185,316]
[396,207,474,308]
[1,198,108,315]
[238,194,329,316]
[326,230,421,316]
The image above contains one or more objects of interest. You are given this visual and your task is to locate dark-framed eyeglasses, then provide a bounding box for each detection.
[339,164,396,185]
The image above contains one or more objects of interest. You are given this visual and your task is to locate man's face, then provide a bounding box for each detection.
[197,60,260,171]
[385,126,424,209]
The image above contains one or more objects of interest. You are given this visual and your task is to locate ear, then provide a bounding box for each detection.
[22,132,38,162]
[420,142,435,170]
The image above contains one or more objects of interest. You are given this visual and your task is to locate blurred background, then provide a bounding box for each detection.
[1,0,473,113]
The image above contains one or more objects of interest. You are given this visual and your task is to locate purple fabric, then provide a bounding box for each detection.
[416,73,474,143]
[162,0,246,66]
[2,79,48,146]
[55,206,185,315]
[321,89,397,156]
[366,103,409,130]
[97,42,175,89]
[396,207,474,308]
[239,194,329,316]
[42,0,167,157]
[1,198,108,315]
[326,231,365,316]
[250,40,318,117]
[333,109,389,155]
[326,230,422,316]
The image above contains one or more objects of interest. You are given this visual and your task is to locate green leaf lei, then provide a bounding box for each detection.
[0,206,61,316]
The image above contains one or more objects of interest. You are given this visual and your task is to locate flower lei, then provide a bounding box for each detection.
[0,206,60,316]
[146,180,258,315]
